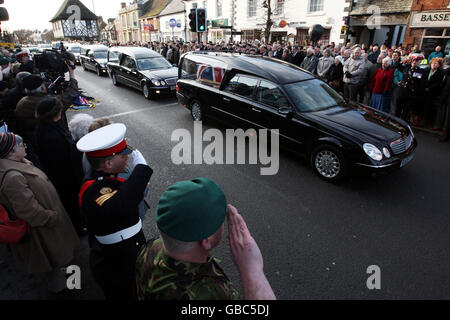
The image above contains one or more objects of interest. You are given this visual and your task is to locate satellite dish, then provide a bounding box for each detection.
[308,24,324,43]
[0,7,9,21]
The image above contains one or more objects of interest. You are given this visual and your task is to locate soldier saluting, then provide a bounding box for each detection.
[77,123,152,300]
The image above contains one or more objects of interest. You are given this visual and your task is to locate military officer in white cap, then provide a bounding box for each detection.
[77,123,152,300]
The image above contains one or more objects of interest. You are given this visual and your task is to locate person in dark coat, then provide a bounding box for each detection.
[289,46,305,66]
[34,98,84,234]
[326,56,344,93]
[421,58,445,128]
[401,58,424,124]
[0,72,31,132]
[438,66,450,142]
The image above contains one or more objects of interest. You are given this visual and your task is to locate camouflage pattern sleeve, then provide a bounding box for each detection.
[136,238,240,300]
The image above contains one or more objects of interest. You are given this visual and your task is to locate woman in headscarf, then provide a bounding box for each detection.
[0,132,80,293]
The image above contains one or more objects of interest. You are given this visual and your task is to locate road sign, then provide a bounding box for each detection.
[177,23,181,28]
[169,18,177,28]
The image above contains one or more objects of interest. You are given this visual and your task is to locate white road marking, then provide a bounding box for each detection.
[107,103,179,119]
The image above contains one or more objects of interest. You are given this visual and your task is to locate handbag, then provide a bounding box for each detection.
[0,169,30,244]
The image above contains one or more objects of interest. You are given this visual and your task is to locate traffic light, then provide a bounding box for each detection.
[196,8,206,33]
[189,9,197,32]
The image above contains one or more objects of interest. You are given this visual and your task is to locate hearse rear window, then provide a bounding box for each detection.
[181,56,226,88]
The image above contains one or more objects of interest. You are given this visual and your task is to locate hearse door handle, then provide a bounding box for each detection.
[252,108,261,113]
[223,97,231,102]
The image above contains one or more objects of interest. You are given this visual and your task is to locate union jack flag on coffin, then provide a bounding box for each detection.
[196,64,225,85]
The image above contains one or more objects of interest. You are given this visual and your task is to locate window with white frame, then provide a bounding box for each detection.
[275,0,284,15]
[217,0,222,17]
[248,0,257,17]
[309,0,324,12]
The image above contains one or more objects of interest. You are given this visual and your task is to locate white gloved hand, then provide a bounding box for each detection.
[132,149,147,168]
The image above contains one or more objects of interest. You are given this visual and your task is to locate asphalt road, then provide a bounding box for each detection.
[1,68,449,300]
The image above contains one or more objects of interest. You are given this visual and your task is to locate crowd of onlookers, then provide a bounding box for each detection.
[102,39,450,140]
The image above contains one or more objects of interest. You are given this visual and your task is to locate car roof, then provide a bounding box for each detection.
[82,44,108,51]
[109,46,162,59]
[184,52,315,84]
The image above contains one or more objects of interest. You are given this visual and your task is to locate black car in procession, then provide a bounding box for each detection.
[107,47,178,99]
[80,44,109,76]
[176,52,417,182]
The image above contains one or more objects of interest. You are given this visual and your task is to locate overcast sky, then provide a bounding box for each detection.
[3,0,128,32]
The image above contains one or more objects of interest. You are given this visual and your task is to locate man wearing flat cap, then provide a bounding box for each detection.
[136,178,275,300]
[77,123,153,300]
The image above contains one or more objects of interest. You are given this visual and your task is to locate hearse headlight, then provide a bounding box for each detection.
[151,80,161,86]
[382,147,391,158]
[363,143,383,161]
[160,80,166,86]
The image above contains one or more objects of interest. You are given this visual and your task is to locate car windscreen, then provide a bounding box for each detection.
[136,57,172,70]
[94,51,108,59]
[70,47,81,53]
[283,79,344,112]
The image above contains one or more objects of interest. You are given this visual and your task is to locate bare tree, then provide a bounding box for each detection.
[262,0,274,43]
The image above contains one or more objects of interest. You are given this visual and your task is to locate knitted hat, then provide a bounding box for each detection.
[0,133,16,158]
[156,178,227,242]
[22,75,44,90]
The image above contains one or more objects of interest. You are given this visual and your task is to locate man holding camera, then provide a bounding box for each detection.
[15,60,79,156]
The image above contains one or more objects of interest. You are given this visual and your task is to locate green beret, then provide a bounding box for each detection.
[156,178,227,242]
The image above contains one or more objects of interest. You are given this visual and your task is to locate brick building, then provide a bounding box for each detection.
[403,0,450,55]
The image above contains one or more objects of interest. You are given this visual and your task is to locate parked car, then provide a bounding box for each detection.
[80,44,109,76]
[107,46,178,99]
[176,52,417,182]
[37,43,52,52]
[66,43,82,65]
[51,41,67,50]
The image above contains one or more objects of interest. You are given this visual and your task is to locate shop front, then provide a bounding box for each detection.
[405,11,450,56]
[209,18,229,43]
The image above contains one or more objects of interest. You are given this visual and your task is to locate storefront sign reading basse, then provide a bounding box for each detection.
[410,11,450,28]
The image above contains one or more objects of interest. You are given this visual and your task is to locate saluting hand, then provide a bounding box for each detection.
[227,204,263,276]
[227,204,276,300]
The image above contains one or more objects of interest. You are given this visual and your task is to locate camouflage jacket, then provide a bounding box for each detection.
[136,238,240,300]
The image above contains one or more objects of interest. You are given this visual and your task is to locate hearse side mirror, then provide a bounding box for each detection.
[278,107,292,116]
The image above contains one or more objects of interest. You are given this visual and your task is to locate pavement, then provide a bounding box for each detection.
[1,68,449,300]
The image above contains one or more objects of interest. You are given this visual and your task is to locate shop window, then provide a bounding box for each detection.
[425,28,445,37]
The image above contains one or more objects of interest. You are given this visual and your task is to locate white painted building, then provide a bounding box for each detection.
[158,0,186,42]
[233,0,350,45]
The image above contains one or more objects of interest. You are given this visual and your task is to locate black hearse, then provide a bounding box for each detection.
[107,47,178,99]
[176,52,417,182]
[80,44,109,76]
